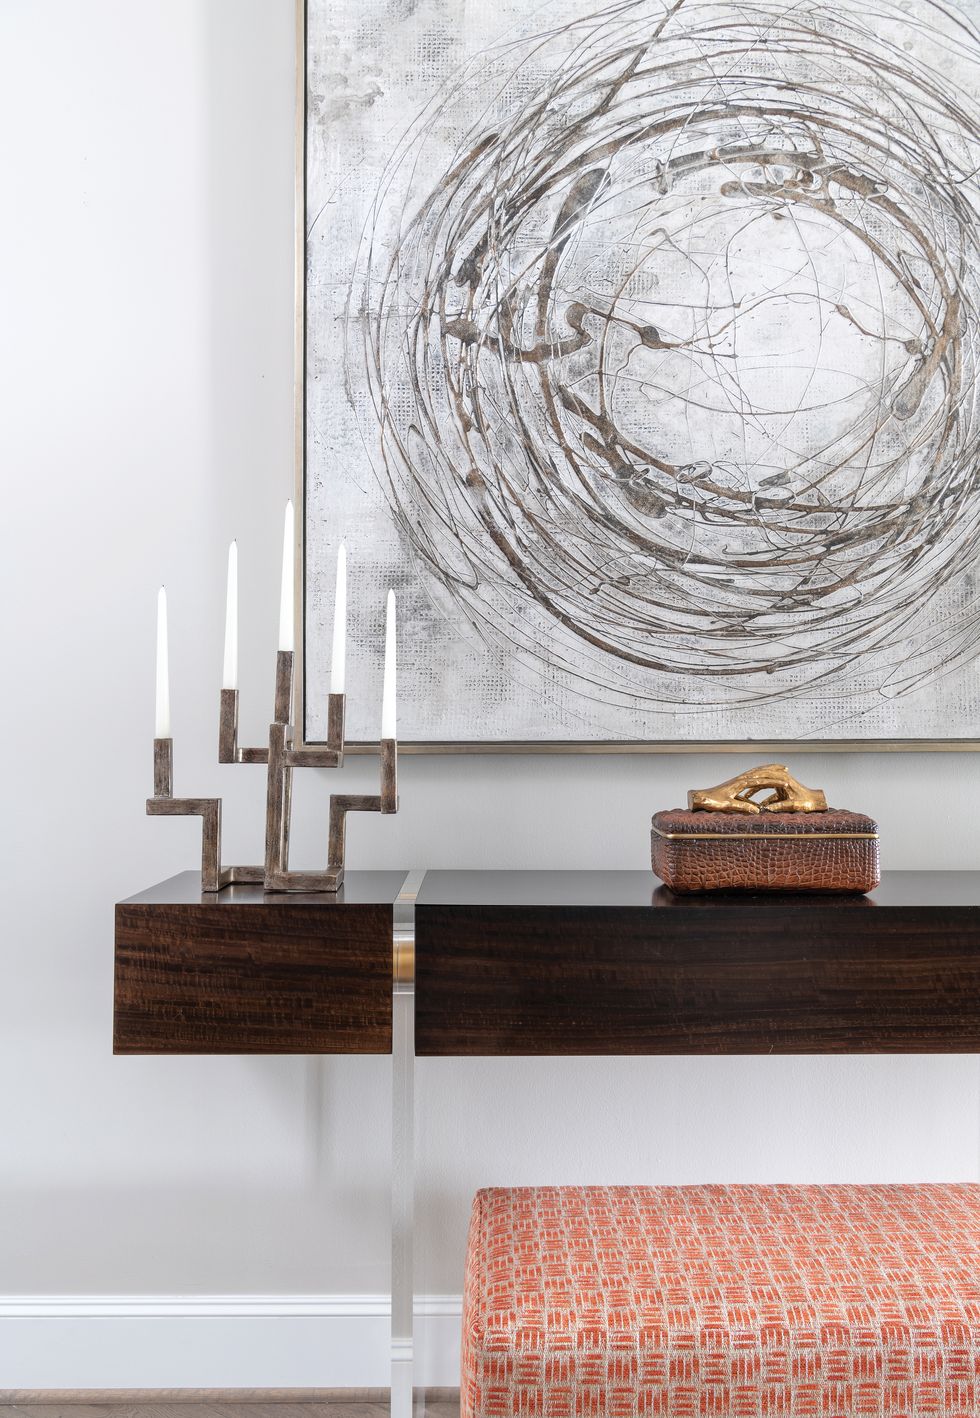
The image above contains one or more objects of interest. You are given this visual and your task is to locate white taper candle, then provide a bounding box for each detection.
[222,540,238,691]
[381,589,396,740]
[331,543,347,694]
[155,586,171,738]
[278,499,295,653]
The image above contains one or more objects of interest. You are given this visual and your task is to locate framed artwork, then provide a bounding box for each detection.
[299,0,980,750]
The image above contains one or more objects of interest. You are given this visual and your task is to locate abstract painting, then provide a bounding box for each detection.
[303,0,980,746]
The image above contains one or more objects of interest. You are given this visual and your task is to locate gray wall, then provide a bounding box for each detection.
[2,0,978,1348]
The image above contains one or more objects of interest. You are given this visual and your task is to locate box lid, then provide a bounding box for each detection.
[652,809,878,840]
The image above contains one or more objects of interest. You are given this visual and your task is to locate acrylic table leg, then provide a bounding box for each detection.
[392,871,422,1418]
[392,983,414,1417]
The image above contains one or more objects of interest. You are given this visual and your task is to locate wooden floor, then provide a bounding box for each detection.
[0,1401,460,1418]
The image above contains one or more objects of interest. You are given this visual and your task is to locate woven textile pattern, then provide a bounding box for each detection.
[460,1184,980,1417]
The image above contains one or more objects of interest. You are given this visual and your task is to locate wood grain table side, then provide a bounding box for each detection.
[114,871,405,1054]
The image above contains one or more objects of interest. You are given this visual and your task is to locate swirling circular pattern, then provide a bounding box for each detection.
[351,0,980,709]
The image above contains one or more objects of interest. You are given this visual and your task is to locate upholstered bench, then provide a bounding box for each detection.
[461,1184,980,1417]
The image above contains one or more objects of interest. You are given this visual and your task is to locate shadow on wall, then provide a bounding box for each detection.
[202,0,296,698]
[278,750,971,874]
[413,1053,980,1293]
[0,1174,392,1295]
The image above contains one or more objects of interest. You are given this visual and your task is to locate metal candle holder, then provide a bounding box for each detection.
[148,650,397,893]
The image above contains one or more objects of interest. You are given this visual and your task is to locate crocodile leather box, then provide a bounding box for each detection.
[651,809,880,893]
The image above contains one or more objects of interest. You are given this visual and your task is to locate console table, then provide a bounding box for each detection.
[116,869,980,1057]
[113,868,980,1411]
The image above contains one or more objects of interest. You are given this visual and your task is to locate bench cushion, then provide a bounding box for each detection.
[461,1184,980,1417]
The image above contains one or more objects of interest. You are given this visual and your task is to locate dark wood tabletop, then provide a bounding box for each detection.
[414,870,980,1056]
[120,869,408,908]
[415,869,980,908]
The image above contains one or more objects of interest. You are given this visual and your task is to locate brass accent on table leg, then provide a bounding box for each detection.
[393,929,415,987]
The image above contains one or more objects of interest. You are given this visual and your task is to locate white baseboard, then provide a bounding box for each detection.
[0,1294,462,1389]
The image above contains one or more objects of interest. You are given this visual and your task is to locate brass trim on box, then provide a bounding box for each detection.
[652,826,879,842]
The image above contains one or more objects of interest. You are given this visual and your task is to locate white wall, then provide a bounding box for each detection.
[1,0,978,1389]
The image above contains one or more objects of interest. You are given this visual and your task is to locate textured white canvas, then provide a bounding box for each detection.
[304,0,980,744]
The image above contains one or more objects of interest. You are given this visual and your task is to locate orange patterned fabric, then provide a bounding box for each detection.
[461,1184,980,1417]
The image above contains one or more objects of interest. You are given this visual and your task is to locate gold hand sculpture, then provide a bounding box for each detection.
[688,764,828,815]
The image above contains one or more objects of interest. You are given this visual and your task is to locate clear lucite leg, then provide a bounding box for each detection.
[392,872,422,1418]
[392,984,414,1416]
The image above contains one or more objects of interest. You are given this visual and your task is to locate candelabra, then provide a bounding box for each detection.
[148,650,398,893]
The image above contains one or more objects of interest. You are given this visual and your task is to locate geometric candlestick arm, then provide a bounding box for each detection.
[148,646,399,895]
[262,654,398,893]
[147,736,263,893]
[265,725,398,893]
[218,688,268,765]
